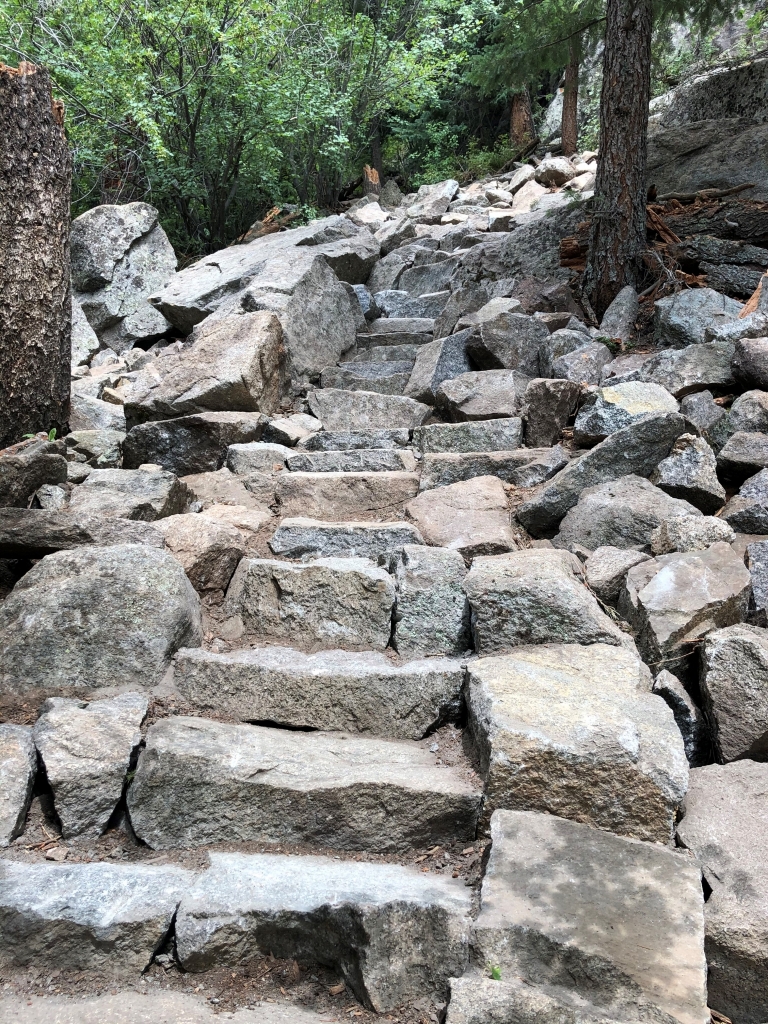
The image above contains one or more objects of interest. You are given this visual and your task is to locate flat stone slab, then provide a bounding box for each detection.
[466,645,687,842]
[269,517,424,559]
[33,693,147,840]
[0,509,164,559]
[473,810,708,1024]
[307,390,430,430]
[419,446,568,492]
[413,418,523,454]
[175,851,471,1012]
[275,471,420,520]
[127,718,481,852]
[405,476,517,559]
[173,646,464,739]
[298,428,411,451]
[0,725,36,847]
[285,448,417,473]
[0,860,195,974]
[68,468,190,521]
[435,370,530,421]
[224,556,395,650]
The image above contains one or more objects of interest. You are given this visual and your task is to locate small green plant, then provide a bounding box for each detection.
[22,428,57,441]
[488,964,502,981]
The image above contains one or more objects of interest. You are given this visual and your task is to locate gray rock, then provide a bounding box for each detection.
[33,693,147,839]
[269,517,423,559]
[155,513,245,595]
[746,539,768,625]
[320,361,413,396]
[71,298,100,367]
[123,311,283,428]
[637,341,735,398]
[374,217,417,255]
[374,289,450,319]
[534,157,577,186]
[573,382,678,446]
[651,433,727,513]
[0,544,202,695]
[700,624,768,761]
[275,471,419,521]
[124,412,266,476]
[584,545,650,604]
[709,311,768,346]
[174,851,471,1012]
[650,515,735,555]
[65,429,124,469]
[463,549,633,655]
[717,431,768,483]
[68,468,190,520]
[654,288,743,347]
[307,389,430,430]
[128,717,481,851]
[551,342,613,385]
[390,545,470,657]
[0,860,194,974]
[0,726,36,847]
[721,469,768,533]
[446,973,624,1024]
[71,204,159,295]
[368,316,435,337]
[413,418,523,454]
[224,556,395,650]
[435,370,530,421]
[467,646,686,841]
[729,389,768,435]
[350,343,421,364]
[181,467,273,512]
[680,390,732,453]
[619,543,751,677]
[538,328,591,378]
[732,336,768,389]
[517,413,687,537]
[464,313,549,375]
[419,447,568,492]
[406,477,517,559]
[226,440,294,474]
[599,285,639,344]
[174,646,463,739]
[404,333,473,404]
[454,297,523,331]
[285,448,416,474]
[0,510,164,560]
[553,476,701,553]
[652,669,710,767]
[474,810,707,1023]
[31,484,68,512]
[677,760,768,1024]
[299,428,411,451]
[262,414,321,447]
[69,393,127,432]
[0,440,68,510]
[522,378,581,448]
[405,179,460,223]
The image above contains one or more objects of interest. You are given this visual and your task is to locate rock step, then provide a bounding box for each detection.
[298,427,412,451]
[419,447,569,492]
[0,852,471,1011]
[269,516,424,559]
[126,718,482,852]
[173,645,462,739]
[320,361,414,396]
[307,389,430,431]
[413,418,524,454]
[357,331,434,349]
[274,470,420,520]
[368,317,435,335]
[349,343,423,363]
[285,448,417,474]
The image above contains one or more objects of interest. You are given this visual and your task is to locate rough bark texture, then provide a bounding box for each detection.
[584,0,652,318]
[561,51,579,156]
[510,91,535,150]
[363,164,381,197]
[0,63,71,449]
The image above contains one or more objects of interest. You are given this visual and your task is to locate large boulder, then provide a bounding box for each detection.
[275,470,419,520]
[0,439,68,509]
[677,760,768,1024]
[435,370,530,421]
[0,509,164,560]
[651,432,727,513]
[67,467,190,520]
[654,288,743,347]
[573,382,678,446]
[307,389,430,430]
[522,377,581,447]
[123,411,266,476]
[154,513,245,596]
[636,341,735,398]
[0,545,202,695]
[405,476,517,559]
[700,623,768,762]
[123,311,283,428]
[721,468,768,532]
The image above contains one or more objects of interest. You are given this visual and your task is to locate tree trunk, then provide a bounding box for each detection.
[584,0,653,319]
[363,164,381,197]
[510,90,535,150]
[561,46,579,156]
[0,63,71,449]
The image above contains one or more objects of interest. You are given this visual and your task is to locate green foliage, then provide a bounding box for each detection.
[488,964,502,980]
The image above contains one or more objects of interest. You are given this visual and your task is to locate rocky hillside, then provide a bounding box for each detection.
[0,126,767,1024]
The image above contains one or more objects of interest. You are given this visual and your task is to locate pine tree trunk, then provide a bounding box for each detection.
[0,63,71,449]
[510,90,535,150]
[584,0,653,318]
[561,47,579,156]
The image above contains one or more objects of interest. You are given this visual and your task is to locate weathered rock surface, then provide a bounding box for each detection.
[390,545,470,656]
[174,647,463,739]
[174,851,471,1011]
[619,543,751,676]
[307,389,430,430]
[275,471,419,520]
[269,517,423,560]
[651,433,727,513]
[123,412,266,476]
[0,545,202,694]
[224,556,395,650]
[68,467,190,521]
[729,389,768,434]
[0,860,194,973]
[553,475,702,553]
[320,360,413,396]
[299,427,411,451]
[405,476,517,559]
[181,467,272,512]
[0,509,164,559]
[419,447,568,492]
[464,312,549,375]
[226,440,294,473]
[0,726,36,847]
[552,342,613,385]
[677,760,768,1024]
[155,513,245,595]
[65,429,124,468]
[654,288,742,347]
[446,973,623,1024]
[463,550,633,654]
[700,624,768,762]
[473,810,707,1024]
[600,285,639,344]
[717,430,768,482]
[285,448,416,474]
[652,669,710,768]
[721,469,768,533]
[0,440,68,509]
[435,370,530,421]
[33,693,147,839]
[128,718,481,851]
[650,515,734,554]
[522,378,581,447]
[413,418,523,454]
[573,382,678,446]
[517,413,686,536]
[404,333,473,404]
[584,545,650,604]
[637,341,735,398]
[732,336,768,389]
[680,389,732,452]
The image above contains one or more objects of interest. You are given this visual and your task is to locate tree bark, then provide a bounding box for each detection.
[561,46,579,156]
[0,63,71,449]
[584,0,653,319]
[510,90,535,150]
[363,164,381,197]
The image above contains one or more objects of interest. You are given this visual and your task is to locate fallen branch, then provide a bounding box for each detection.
[498,136,540,175]
[646,206,681,245]
[656,182,756,203]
